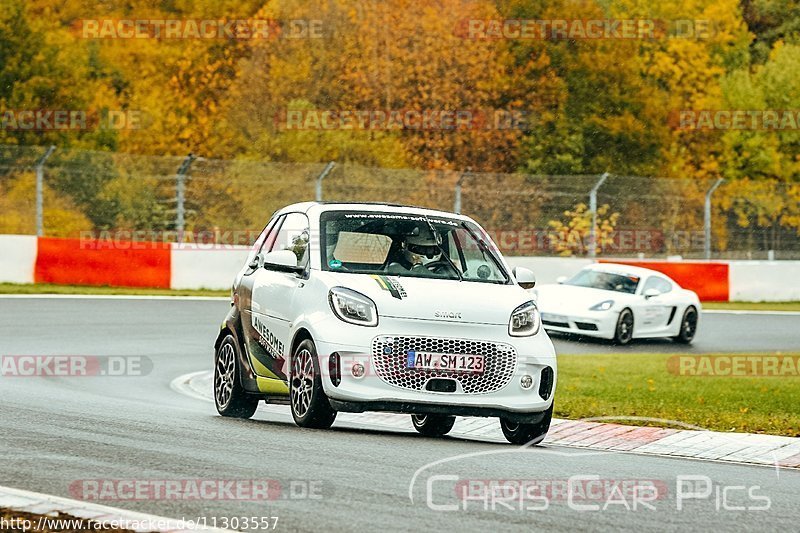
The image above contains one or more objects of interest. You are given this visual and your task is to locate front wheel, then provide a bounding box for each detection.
[500,405,553,445]
[411,414,456,437]
[214,335,259,418]
[290,339,337,429]
[613,308,634,345]
[673,306,698,344]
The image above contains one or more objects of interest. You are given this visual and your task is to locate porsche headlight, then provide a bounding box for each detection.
[329,287,378,326]
[590,300,614,311]
[509,301,540,337]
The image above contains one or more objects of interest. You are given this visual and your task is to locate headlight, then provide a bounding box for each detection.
[509,301,540,337]
[329,287,378,326]
[589,300,614,311]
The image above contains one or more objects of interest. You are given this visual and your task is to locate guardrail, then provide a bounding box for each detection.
[1,235,798,301]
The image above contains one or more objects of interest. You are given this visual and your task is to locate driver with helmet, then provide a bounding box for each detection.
[387,228,442,274]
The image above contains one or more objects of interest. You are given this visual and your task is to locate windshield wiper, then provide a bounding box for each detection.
[422,216,462,281]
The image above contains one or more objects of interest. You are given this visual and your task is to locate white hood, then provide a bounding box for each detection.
[318,272,529,325]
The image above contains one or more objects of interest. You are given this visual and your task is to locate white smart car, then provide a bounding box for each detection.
[534,263,701,345]
[213,202,557,444]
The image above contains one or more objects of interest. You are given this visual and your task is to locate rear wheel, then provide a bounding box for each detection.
[290,339,337,429]
[411,414,456,437]
[214,335,259,418]
[500,405,553,445]
[613,308,634,345]
[673,306,698,344]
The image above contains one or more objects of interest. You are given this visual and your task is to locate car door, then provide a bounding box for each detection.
[249,212,311,381]
[635,275,675,335]
[238,215,285,382]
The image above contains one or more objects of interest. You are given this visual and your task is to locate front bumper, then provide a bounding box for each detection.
[539,310,618,339]
[311,315,557,418]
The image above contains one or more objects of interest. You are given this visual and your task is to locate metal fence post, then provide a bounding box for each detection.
[704,178,724,260]
[175,153,197,238]
[315,161,336,202]
[454,168,470,214]
[588,172,609,259]
[35,145,56,237]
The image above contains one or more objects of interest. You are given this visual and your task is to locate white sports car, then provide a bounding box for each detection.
[213,202,557,444]
[534,263,700,345]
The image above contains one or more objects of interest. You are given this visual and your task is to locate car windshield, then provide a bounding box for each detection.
[565,269,640,294]
[320,210,509,284]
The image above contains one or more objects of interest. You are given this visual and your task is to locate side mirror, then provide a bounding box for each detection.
[644,288,661,299]
[513,266,536,290]
[248,253,263,270]
[556,276,567,284]
[263,250,305,275]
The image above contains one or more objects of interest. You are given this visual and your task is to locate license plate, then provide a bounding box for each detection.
[542,313,568,322]
[406,351,485,374]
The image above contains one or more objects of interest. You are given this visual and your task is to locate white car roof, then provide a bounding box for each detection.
[278,201,474,222]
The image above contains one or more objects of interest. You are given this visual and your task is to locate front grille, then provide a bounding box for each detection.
[575,321,598,331]
[543,319,570,328]
[371,335,517,394]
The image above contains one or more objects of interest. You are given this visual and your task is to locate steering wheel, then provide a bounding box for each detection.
[424,260,455,274]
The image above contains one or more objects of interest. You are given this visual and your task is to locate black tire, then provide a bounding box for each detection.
[411,414,456,437]
[290,339,337,429]
[214,334,259,418]
[673,306,698,344]
[613,308,634,345]
[500,405,553,445]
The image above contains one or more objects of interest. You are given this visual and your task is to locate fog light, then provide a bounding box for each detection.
[520,374,533,389]
[352,363,365,378]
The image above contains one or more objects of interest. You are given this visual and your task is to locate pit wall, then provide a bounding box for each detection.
[1,235,797,302]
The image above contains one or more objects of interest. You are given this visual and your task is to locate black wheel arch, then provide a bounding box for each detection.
[214,305,260,393]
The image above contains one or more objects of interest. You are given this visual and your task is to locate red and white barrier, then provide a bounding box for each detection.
[1,235,799,301]
[0,235,37,284]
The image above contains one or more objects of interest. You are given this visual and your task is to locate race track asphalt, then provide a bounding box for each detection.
[1,297,798,532]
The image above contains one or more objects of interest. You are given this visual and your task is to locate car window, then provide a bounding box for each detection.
[566,269,640,294]
[643,276,672,294]
[270,212,310,267]
[247,216,282,266]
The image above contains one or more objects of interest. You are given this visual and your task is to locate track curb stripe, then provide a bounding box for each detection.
[0,485,231,532]
[173,370,800,471]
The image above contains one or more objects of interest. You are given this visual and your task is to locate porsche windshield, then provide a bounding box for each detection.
[566,269,640,294]
[319,211,509,284]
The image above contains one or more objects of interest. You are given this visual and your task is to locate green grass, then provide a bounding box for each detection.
[702,301,800,311]
[0,282,228,297]
[555,353,800,437]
